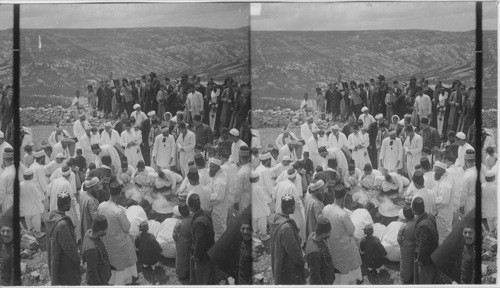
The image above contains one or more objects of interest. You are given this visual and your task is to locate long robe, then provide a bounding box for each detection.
[47,177,81,241]
[397,219,416,283]
[300,122,319,152]
[347,132,371,170]
[95,144,122,177]
[221,162,238,206]
[152,134,176,170]
[277,144,297,164]
[328,132,348,150]
[120,130,141,167]
[255,164,275,196]
[379,137,403,172]
[48,130,72,147]
[403,133,423,179]
[207,170,228,242]
[306,136,323,168]
[321,147,349,178]
[100,129,121,147]
[235,163,251,213]
[275,132,299,150]
[432,174,453,245]
[322,203,362,276]
[79,191,99,239]
[30,161,48,198]
[455,142,474,168]
[79,134,97,165]
[272,179,306,245]
[304,193,324,239]
[173,217,192,278]
[460,167,477,215]
[73,119,90,141]
[230,139,248,165]
[176,131,196,176]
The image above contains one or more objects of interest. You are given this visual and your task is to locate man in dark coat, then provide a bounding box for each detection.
[325,84,334,117]
[46,191,82,285]
[0,208,14,286]
[189,194,216,285]
[419,117,441,163]
[81,214,111,285]
[193,114,214,148]
[305,217,335,284]
[148,72,160,114]
[268,194,305,284]
[460,217,476,284]
[368,114,383,169]
[412,197,439,284]
[140,111,156,166]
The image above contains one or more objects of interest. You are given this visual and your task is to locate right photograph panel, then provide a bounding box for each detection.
[250,2,497,285]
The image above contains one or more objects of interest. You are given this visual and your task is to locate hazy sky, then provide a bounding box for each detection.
[252,2,498,31]
[0,3,249,30]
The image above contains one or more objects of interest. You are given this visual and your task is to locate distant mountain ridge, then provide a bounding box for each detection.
[12,27,249,97]
[251,29,497,107]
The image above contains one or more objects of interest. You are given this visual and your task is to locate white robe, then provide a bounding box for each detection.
[0,165,20,212]
[79,134,96,165]
[455,142,474,168]
[379,137,403,172]
[272,179,306,245]
[235,163,251,213]
[95,144,122,176]
[403,133,423,179]
[20,180,44,216]
[306,136,323,168]
[100,129,121,147]
[30,162,48,196]
[275,132,299,150]
[276,169,303,197]
[176,131,195,176]
[447,164,464,212]
[48,130,71,147]
[73,119,90,140]
[207,170,228,242]
[230,139,248,164]
[328,132,348,150]
[221,162,238,205]
[44,160,64,178]
[321,147,349,178]
[121,130,142,167]
[432,174,453,245]
[270,163,290,180]
[255,164,275,197]
[300,122,318,151]
[130,111,147,127]
[358,114,375,130]
[347,132,371,170]
[460,167,477,215]
[277,144,297,164]
[90,132,101,145]
[52,142,73,162]
[186,184,211,212]
[152,134,176,170]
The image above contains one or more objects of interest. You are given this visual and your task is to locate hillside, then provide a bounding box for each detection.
[16,27,249,98]
[251,30,497,109]
[0,29,13,85]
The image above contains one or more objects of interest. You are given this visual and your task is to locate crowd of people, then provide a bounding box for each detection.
[0,73,254,285]
[254,75,495,284]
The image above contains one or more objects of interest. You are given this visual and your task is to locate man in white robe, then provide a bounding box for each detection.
[218,150,237,208]
[186,168,211,212]
[0,131,12,175]
[234,147,251,215]
[379,130,403,173]
[410,171,436,215]
[403,125,423,179]
[277,143,298,164]
[206,158,228,242]
[358,106,375,130]
[306,129,323,168]
[46,166,81,241]
[44,153,66,177]
[454,132,475,168]
[275,127,299,150]
[152,126,176,171]
[0,148,19,212]
[347,124,371,170]
[270,156,293,180]
[255,153,275,197]
[89,127,102,145]
[130,104,147,127]
[228,129,248,165]
[52,137,75,162]
[121,121,142,167]
[100,122,121,146]
[133,160,155,187]
[300,116,318,150]
[328,125,348,151]
[73,114,91,141]
[30,150,48,209]
[79,128,96,165]
[431,161,454,245]
[319,146,349,178]
[360,164,383,191]
[48,124,72,147]
[176,123,195,176]
[91,144,122,176]
[460,150,477,216]
[443,150,464,214]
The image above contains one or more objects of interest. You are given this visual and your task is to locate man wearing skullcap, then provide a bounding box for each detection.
[151,123,176,171]
[228,128,248,164]
[403,124,423,179]
[46,191,82,285]
[255,153,275,196]
[48,124,72,147]
[322,184,362,284]
[20,168,45,238]
[305,217,335,284]
[482,169,497,232]
[81,214,111,285]
[186,168,211,212]
[92,143,122,177]
[30,150,48,209]
[176,122,196,176]
[218,147,238,207]
[130,104,147,127]
[304,180,325,239]
[347,123,371,171]
[0,148,16,212]
[98,182,138,285]
[251,171,271,241]
[44,152,66,177]
[327,124,348,151]
[412,197,439,284]
[206,157,229,241]
[100,122,121,147]
[460,150,477,215]
[270,155,292,180]
[269,194,305,284]
[454,131,474,168]
[300,116,319,149]
[73,113,91,141]
[272,168,306,244]
[431,161,454,245]
[379,129,403,173]
[79,177,101,239]
[188,193,216,284]
[235,147,251,215]
[358,106,375,130]
[0,207,14,285]
[47,165,81,241]
[277,142,298,164]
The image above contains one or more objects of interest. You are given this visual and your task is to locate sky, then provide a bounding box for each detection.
[251,2,498,31]
[0,3,249,30]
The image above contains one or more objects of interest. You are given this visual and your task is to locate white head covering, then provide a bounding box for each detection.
[375,113,383,120]
[361,106,369,112]
[147,111,156,117]
[0,130,3,138]
[33,150,45,158]
[250,171,259,179]
[23,168,34,176]
[209,158,222,167]
[260,153,272,161]
[229,129,239,137]
[456,132,466,140]
[283,155,291,161]
[133,104,141,110]
[434,161,447,170]
[85,177,99,188]
[309,180,325,191]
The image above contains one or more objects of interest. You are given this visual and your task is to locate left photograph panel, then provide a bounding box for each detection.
[0,4,15,286]
[19,3,251,286]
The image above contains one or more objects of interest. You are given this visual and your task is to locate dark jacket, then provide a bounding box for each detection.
[0,240,13,285]
[305,233,335,284]
[414,213,438,265]
[269,213,305,284]
[46,210,81,285]
[360,235,387,269]
[238,239,252,284]
[460,244,475,284]
[82,230,111,285]
[135,232,162,265]
[420,126,441,152]
[191,209,215,262]
[194,123,214,147]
